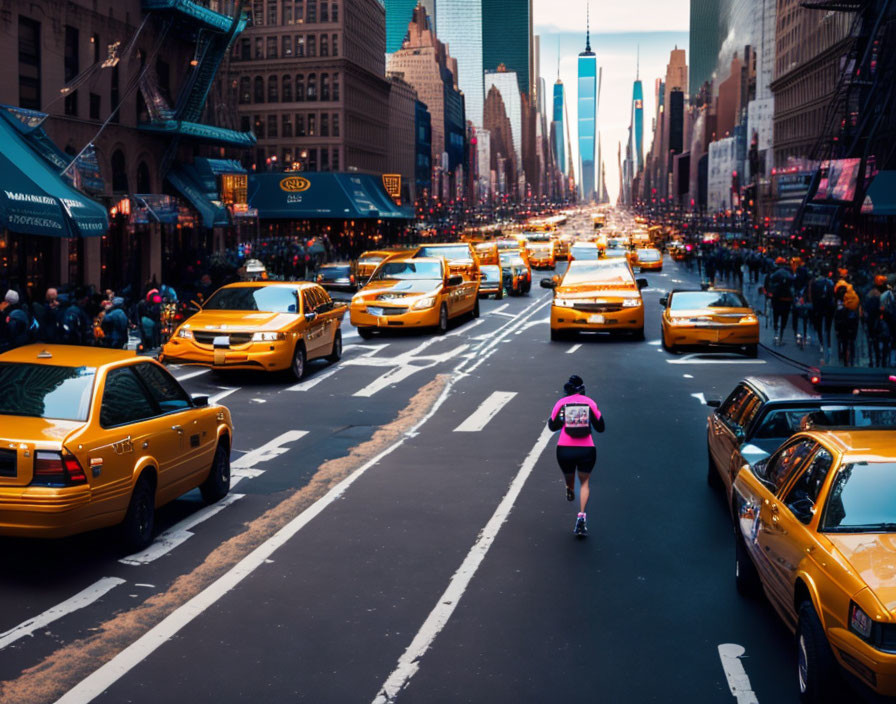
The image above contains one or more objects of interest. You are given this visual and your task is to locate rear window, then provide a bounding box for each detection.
[636,249,661,261]
[318,266,351,280]
[670,291,748,310]
[0,363,95,421]
[564,260,633,286]
[415,246,471,261]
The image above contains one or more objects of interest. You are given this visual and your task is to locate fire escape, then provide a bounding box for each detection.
[791,0,896,235]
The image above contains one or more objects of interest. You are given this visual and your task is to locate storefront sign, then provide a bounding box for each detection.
[280,176,311,193]
[221,173,248,204]
[383,174,402,205]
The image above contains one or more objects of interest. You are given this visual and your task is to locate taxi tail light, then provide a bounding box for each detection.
[32,452,86,486]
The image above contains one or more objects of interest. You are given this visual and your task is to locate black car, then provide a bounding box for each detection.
[316,264,357,295]
[706,368,896,504]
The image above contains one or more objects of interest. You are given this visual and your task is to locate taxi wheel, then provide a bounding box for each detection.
[327,330,343,363]
[734,520,761,597]
[121,476,155,552]
[358,327,374,340]
[631,327,645,341]
[495,287,504,300]
[797,602,840,703]
[200,441,231,504]
[437,303,449,334]
[550,328,564,342]
[744,344,758,358]
[290,344,306,380]
[472,298,480,319]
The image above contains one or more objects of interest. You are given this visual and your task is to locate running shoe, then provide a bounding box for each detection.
[574,514,587,536]
[566,486,575,502]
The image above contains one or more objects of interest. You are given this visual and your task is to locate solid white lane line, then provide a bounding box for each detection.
[513,317,550,334]
[372,426,554,704]
[209,387,239,404]
[55,294,552,704]
[232,430,309,469]
[488,303,509,316]
[0,577,126,651]
[492,311,515,319]
[453,391,517,432]
[566,344,582,354]
[119,494,245,566]
[174,369,209,382]
[718,644,760,704]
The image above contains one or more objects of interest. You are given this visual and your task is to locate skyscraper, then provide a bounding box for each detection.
[386,0,420,54]
[632,58,644,174]
[552,78,565,174]
[482,0,531,95]
[485,67,522,171]
[438,0,484,125]
[688,0,721,99]
[577,11,596,201]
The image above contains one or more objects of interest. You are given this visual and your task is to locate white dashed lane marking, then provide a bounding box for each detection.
[174,368,210,382]
[718,644,760,704]
[566,344,582,354]
[453,391,517,432]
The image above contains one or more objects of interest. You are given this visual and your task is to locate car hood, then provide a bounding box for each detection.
[355,279,442,299]
[185,310,297,332]
[826,534,896,610]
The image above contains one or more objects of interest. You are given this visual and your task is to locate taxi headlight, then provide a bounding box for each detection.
[849,601,874,640]
[178,328,193,339]
[251,332,286,342]
[740,315,758,324]
[554,298,573,308]
[622,298,641,308]
[412,296,437,310]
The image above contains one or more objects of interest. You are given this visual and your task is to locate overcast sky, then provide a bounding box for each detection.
[533,0,690,202]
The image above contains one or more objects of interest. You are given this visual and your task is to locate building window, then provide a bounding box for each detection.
[331,2,338,21]
[137,161,151,193]
[91,33,100,63]
[308,113,316,136]
[267,37,278,58]
[241,114,251,132]
[18,17,41,110]
[307,73,317,100]
[240,38,250,60]
[252,0,264,25]
[308,148,317,171]
[282,75,292,101]
[283,114,292,137]
[332,73,339,101]
[283,3,293,24]
[320,1,328,22]
[89,92,100,119]
[267,0,278,25]
[255,38,264,58]
[321,147,329,171]
[295,74,305,101]
[332,34,338,57]
[240,76,251,103]
[320,35,328,57]
[111,150,128,193]
[320,113,329,136]
[320,73,329,100]
[307,35,316,57]
[332,113,339,136]
[296,113,305,136]
[110,65,119,123]
[296,35,305,57]
[156,58,171,104]
[307,0,317,23]
[254,115,264,138]
[296,1,304,23]
[331,146,338,171]
[267,114,277,138]
[64,26,79,116]
[283,36,292,57]
[268,75,279,102]
[254,76,264,102]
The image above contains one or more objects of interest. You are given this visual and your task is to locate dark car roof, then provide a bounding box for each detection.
[744,372,896,403]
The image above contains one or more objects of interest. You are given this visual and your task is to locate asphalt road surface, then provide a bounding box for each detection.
[2,240,817,704]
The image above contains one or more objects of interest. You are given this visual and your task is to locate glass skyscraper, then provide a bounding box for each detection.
[577,29,596,201]
[632,78,643,174]
[688,0,721,98]
[482,0,530,95]
[552,79,565,174]
[438,0,484,125]
[485,69,522,168]
[386,0,420,54]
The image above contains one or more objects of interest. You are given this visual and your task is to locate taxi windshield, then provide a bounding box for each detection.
[0,363,95,421]
[563,260,632,286]
[415,246,470,261]
[372,261,443,280]
[604,248,628,259]
[671,291,748,309]
[822,462,896,532]
[571,246,600,260]
[203,286,299,313]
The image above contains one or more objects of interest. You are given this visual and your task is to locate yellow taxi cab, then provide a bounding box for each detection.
[732,428,896,702]
[552,235,573,261]
[495,237,529,265]
[356,249,411,280]
[498,251,531,295]
[350,256,479,337]
[160,282,346,380]
[526,240,556,269]
[633,247,663,271]
[659,288,759,356]
[411,242,481,283]
[0,344,233,550]
[473,241,500,266]
[541,258,647,341]
[478,264,504,299]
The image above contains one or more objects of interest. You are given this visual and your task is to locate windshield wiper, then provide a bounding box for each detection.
[825,523,896,533]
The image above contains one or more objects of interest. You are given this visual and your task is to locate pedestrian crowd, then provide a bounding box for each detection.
[682,241,896,367]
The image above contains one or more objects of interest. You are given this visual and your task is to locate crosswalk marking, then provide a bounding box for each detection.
[174,368,209,382]
[0,577,125,650]
[453,392,517,432]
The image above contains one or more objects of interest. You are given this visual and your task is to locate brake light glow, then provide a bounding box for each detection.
[811,375,821,385]
[32,451,87,486]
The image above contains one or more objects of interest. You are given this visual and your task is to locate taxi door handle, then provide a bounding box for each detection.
[769,503,779,514]
[171,425,184,433]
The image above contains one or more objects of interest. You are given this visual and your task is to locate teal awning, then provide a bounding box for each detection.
[248,172,414,220]
[862,171,896,216]
[167,163,229,229]
[0,114,107,237]
[138,120,256,148]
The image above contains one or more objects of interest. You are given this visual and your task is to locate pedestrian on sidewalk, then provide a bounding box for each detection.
[547,375,605,537]
[765,258,795,346]
[834,272,861,366]
[809,269,836,361]
[864,276,887,367]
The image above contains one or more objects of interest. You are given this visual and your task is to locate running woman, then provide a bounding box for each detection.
[547,375,605,536]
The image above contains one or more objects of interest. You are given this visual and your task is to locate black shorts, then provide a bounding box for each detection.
[556,445,596,475]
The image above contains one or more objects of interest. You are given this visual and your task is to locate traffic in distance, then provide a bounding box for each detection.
[2,208,896,704]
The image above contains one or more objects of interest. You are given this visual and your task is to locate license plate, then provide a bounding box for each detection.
[213,336,229,348]
[367,307,383,316]
[588,314,605,324]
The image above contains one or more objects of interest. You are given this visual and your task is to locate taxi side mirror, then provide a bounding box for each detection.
[637,278,649,290]
[447,274,463,287]
[189,299,203,313]
[304,311,318,322]
[659,296,669,307]
[192,394,209,407]
[540,278,556,289]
